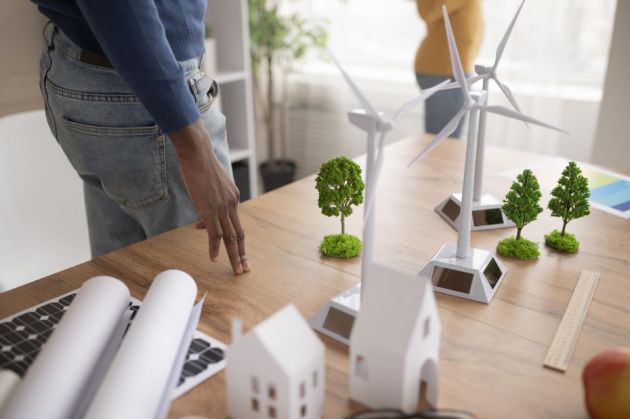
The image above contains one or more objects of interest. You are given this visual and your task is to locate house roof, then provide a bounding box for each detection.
[352,263,436,354]
[249,304,324,376]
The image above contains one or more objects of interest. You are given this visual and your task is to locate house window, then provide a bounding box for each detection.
[301,404,307,417]
[268,406,277,418]
[355,355,368,379]
[268,384,276,400]
[251,398,259,412]
[252,376,259,393]
[423,317,430,339]
[300,381,306,398]
[312,370,318,387]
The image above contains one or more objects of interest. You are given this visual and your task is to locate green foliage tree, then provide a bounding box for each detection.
[315,156,364,235]
[249,0,328,166]
[501,169,543,240]
[548,161,590,236]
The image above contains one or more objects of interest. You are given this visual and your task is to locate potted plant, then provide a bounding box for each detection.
[249,0,328,191]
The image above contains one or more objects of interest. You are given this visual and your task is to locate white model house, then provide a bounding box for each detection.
[349,263,441,412]
[226,304,325,419]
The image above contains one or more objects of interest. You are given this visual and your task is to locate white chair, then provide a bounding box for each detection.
[0,110,90,291]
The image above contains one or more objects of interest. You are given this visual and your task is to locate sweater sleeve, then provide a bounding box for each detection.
[74,0,200,133]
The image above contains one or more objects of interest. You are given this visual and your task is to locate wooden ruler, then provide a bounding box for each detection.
[544,270,600,372]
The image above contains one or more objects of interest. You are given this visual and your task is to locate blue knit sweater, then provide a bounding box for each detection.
[32,0,206,133]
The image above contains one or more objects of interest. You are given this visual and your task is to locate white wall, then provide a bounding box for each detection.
[0,1,46,116]
[0,111,90,291]
[592,1,630,172]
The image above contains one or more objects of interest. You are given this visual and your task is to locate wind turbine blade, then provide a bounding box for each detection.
[408,108,467,167]
[493,77,528,128]
[329,52,379,118]
[494,0,525,71]
[392,79,450,121]
[481,105,568,134]
[442,5,468,97]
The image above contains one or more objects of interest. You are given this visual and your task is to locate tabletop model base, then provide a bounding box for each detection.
[436,193,515,231]
[310,284,361,346]
[420,243,508,304]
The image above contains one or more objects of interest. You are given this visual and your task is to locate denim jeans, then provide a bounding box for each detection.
[416,73,466,139]
[40,24,233,257]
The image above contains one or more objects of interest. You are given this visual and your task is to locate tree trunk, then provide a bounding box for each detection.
[516,227,522,240]
[561,220,568,236]
[341,212,345,235]
[266,54,276,169]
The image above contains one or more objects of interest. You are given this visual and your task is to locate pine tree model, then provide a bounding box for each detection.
[545,161,590,253]
[497,169,543,260]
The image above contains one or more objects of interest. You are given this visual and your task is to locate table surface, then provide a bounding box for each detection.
[1,136,629,419]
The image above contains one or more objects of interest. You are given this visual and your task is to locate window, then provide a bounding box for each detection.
[301,404,308,417]
[251,398,259,412]
[268,384,276,400]
[423,317,430,339]
[268,406,277,418]
[252,376,259,394]
[355,355,368,380]
[302,0,616,92]
[300,381,306,399]
[312,370,318,388]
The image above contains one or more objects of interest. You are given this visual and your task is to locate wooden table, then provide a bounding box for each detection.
[2,136,629,419]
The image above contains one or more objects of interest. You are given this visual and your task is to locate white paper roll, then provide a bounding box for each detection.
[85,269,198,419]
[0,276,130,419]
[0,369,20,410]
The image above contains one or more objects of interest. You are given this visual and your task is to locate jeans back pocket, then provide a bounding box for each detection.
[61,117,168,209]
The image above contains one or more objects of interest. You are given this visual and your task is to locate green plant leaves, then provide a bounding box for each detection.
[315,156,365,220]
[501,169,543,232]
[548,161,591,226]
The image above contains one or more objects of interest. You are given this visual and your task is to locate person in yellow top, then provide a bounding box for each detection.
[415,0,483,137]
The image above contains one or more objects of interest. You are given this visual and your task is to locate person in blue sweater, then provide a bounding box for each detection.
[32,0,250,275]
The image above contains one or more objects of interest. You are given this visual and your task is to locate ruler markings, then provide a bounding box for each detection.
[543,270,600,373]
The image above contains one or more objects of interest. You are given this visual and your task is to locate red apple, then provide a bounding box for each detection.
[583,347,630,419]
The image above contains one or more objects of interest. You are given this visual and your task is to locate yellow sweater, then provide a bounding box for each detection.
[415,0,483,75]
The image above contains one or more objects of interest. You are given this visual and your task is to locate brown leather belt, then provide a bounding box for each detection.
[79,49,114,69]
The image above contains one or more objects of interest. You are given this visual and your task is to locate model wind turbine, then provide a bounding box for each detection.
[310,54,448,344]
[435,0,533,231]
[411,5,565,303]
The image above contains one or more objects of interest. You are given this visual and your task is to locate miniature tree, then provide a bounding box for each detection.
[497,169,543,260]
[315,156,364,258]
[545,161,590,253]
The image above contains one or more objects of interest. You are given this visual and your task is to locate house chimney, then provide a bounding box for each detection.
[231,318,243,343]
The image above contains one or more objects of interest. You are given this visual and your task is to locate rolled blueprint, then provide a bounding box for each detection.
[0,276,130,419]
[85,269,198,419]
[0,369,20,410]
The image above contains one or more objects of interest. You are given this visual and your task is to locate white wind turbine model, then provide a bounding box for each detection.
[410,5,566,304]
[310,54,449,345]
[435,0,531,232]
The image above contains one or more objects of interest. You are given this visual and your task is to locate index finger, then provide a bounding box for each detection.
[219,214,243,275]
[230,208,249,272]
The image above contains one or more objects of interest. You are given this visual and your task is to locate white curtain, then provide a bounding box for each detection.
[292,0,616,162]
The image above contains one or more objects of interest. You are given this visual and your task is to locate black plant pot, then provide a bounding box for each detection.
[260,160,296,192]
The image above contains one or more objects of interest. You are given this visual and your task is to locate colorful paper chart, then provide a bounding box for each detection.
[503,161,630,219]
